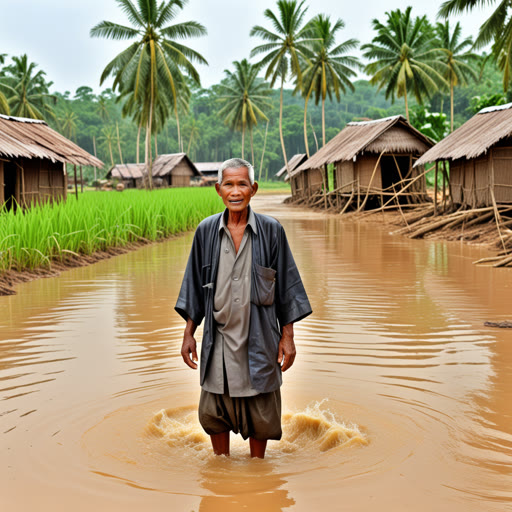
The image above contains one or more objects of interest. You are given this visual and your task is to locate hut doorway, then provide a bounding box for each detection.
[380,155,410,191]
[3,161,17,211]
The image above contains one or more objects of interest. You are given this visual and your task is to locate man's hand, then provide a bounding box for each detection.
[181,318,198,369]
[277,323,296,372]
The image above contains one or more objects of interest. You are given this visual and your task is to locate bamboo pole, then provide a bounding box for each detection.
[434,162,438,216]
[80,166,83,193]
[357,151,384,212]
[74,165,78,200]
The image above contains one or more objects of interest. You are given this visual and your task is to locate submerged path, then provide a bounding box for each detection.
[1,194,512,511]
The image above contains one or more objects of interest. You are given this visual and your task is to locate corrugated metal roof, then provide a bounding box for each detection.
[152,153,201,177]
[0,114,103,167]
[415,103,512,166]
[293,116,432,176]
[276,153,307,178]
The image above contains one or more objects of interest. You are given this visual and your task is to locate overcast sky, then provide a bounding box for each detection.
[1,0,495,95]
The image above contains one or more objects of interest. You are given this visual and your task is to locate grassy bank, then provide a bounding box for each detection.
[0,188,223,273]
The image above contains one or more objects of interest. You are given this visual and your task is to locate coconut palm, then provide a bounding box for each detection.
[2,54,56,120]
[299,15,360,151]
[362,7,448,122]
[435,21,478,132]
[250,0,314,173]
[99,126,116,167]
[59,110,78,140]
[0,53,12,115]
[91,0,207,187]
[439,0,512,89]
[217,59,272,162]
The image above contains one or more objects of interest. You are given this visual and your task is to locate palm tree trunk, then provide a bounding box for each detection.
[259,120,269,182]
[322,95,326,147]
[279,78,290,175]
[175,109,182,152]
[303,92,310,157]
[92,135,97,183]
[250,126,254,167]
[404,86,409,122]
[154,133,158,157]
[116,122,123,165]
[108,142,114,167]
[450,83,454,133]
[136,122,141,164]
[242,123,245,159]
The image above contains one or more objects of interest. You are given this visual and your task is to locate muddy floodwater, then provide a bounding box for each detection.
[2,195,512,511]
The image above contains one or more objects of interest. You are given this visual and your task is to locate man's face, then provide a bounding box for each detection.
[215,166,258,213]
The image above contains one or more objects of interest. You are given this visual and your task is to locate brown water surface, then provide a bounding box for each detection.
[1,195,512,511]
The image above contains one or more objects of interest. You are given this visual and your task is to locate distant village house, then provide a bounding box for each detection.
[0,114,103,211]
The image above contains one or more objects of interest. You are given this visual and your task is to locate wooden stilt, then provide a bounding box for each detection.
[434,162,438,216]
[74,165,78,201]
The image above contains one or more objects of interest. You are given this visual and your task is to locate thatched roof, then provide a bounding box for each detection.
[415,102,512,166]
[276,153,307,180]
[293,115,432,176]
[0,114,103,167]
[152,153,201,177]
[195,162,222,174]
[107,163,145,180]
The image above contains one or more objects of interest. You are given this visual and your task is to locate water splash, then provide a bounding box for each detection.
[146,400,367,454]
[280,400,368,452]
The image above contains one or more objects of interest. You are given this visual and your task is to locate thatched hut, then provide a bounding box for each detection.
[275,154,307,182]
[0,114,103,210]
[107,163,145,188]
[291,116,433,209]
[195,162,221,185]
[152,153,201,187]
[415,103,512,208]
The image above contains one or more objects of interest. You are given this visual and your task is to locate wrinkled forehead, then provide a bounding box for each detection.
[221,166,250,182]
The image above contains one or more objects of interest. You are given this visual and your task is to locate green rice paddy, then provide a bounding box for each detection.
[0,188,224,272]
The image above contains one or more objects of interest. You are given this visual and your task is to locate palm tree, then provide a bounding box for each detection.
[91,0,207,187]
[96,96,110,122]
[99,126,116,167]
[59,110,78,140]
[2,54,56,120]
[439,0,512,89]
[217,59,272,162]
[250,0,314,173]
[362,7,448,122]
[435,21,478,132]
[300,15,360,151]
[0,53,12,115]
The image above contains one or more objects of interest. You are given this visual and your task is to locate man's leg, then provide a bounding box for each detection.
[210,431,230,456]
[249,437,267,459]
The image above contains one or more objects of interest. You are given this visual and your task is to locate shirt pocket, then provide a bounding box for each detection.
[201,264,213,288]
[251,263,276,306]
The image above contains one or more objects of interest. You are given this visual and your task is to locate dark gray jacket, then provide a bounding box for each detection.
[175,209,312,393]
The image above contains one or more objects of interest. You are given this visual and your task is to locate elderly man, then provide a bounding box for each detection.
[175,158,311,458]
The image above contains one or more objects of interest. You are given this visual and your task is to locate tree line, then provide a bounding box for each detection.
[0,0,510,183]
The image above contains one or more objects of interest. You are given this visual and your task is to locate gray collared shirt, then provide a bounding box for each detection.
[202,208,259,397]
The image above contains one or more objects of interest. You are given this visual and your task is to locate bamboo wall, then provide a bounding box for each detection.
[169,161,194,187]
[0,157,66,209]
[450,146,512,207]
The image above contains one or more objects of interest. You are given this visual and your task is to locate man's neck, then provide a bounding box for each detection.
[227,207,249,228]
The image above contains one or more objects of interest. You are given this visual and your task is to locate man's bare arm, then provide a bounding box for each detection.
[277,323,296,372]
[181,317,198,369]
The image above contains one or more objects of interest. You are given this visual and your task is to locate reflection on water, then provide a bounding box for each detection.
[1,194,512,511]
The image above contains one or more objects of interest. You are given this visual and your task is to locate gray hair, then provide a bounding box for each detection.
[218,158,254,185]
